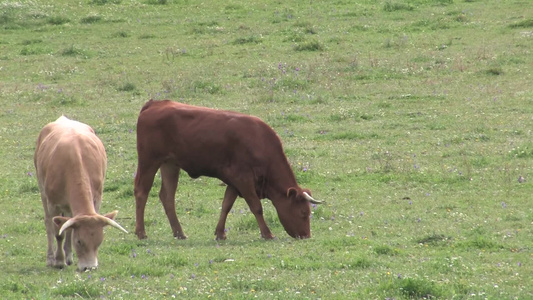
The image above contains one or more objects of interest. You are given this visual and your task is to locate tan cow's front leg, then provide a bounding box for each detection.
[44,216,57,267]
[42,195,65,267]
[53,230,66,269]
[64,229,73,266]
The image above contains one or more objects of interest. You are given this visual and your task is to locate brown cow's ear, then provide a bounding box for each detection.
[286,187,298,198]
[53,216,70,228]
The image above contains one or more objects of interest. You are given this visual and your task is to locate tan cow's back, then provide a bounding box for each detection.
[35,116,127,271]
[35,116,107,216]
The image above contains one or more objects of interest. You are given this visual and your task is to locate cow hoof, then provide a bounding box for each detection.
[262,234,276,240]
[215,235,227,241]
[174,234,188,240]
[52,263,66,269]
[136,231,148,240]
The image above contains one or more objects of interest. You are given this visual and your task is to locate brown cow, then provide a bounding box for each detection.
[35,116,128,271]
[134,100,322,240]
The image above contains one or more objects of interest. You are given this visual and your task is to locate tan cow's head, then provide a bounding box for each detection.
[275,187,323,239]
[53,210,127,271]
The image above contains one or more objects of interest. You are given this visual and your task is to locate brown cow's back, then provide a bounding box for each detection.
[137,100,290,184]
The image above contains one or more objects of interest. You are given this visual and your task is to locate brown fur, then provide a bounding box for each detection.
[134,100,319,240]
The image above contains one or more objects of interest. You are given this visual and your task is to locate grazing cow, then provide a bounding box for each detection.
[34,116,128,271]
[134,100,322,240]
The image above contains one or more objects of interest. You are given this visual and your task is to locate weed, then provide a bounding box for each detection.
[294,40,323,51]
[399,278,445,299]
[80,14,102,24]
[118,82,136,92]
[509,144,533,158]
[60,45,87,57]
[233,35,262,45]
[91,0,122,4]
[52,280,102,298]
[147,0,169,4]
[509,18,533,28]
[374,245,399,256]
[383,2,414,12]
[113,31,130,38]
[48,16,70,25]
[416,233,451,246]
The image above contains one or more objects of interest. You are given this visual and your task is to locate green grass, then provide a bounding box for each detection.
[1,0,532,298]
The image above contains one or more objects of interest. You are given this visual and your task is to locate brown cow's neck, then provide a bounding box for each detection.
[266,159,299,203]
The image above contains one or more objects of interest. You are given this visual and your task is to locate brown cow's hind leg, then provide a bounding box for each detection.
[215,185,239,240]
[160,163,187,239]
[134,164,159,239]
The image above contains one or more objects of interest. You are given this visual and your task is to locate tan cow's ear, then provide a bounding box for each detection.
[103,210,119,220]
[55,217,79,235]
[53,216,70,228]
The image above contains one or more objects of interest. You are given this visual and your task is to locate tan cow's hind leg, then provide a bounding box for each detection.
[215,185,239,240]
[159,163,187,239]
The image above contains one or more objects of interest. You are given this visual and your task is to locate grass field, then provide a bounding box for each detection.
[1,0,532,298]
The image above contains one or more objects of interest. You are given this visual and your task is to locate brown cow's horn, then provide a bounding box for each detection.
[303,192,323,204]
[58,218,76,235]
[104,218,129,234]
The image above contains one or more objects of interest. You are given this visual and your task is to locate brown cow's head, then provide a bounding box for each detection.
[275,187,323,239]
[53,210,128,271]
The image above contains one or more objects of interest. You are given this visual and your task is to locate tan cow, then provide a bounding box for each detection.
[34,116,127,271]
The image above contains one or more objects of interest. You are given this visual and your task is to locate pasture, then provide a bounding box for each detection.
[0,0,531,298]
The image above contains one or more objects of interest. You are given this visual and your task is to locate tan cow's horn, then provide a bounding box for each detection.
[104,218,129,234]
[303,192,324,204]
[58,218,76,235]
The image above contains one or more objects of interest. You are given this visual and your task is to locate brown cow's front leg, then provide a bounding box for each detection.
[242,191,275,240]
[160,164,187,239]
[134,165,158,240]
[215,185,239,240]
